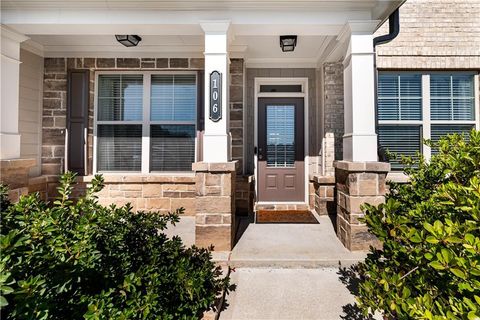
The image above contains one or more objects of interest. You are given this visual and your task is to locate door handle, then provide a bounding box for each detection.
[258,147,263,160]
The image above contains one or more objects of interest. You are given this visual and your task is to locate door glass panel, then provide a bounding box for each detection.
[266,105,295,167]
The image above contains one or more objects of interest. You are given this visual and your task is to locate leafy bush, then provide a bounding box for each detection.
[0,172,230,319]
[356,130,480,320]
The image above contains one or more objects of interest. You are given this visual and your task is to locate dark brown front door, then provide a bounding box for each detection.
[258,98,304,202]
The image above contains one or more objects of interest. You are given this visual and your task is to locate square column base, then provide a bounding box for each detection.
[334,161,390,251]
[193,161,237,251]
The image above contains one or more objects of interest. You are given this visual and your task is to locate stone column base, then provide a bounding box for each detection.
[193,161,237,251]
[334,161,390,251]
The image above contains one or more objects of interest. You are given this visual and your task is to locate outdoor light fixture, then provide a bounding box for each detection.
[279,35,297,52]
[115,35,142,47]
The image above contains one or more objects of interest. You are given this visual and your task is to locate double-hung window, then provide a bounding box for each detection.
[378,73,423,169]
[378,72,479,170]
[95,72,197,173]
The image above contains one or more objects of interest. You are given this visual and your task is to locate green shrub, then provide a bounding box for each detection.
[355,130,480,319]
[0,172,230,319]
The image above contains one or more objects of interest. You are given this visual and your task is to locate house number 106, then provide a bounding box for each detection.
[209,71,222,122]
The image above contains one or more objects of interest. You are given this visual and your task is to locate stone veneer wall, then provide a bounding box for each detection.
[229,59,245,173]
[91,176,196,215]
[42,57,206,176]
[322,63,344,161]
[376,0,480,69]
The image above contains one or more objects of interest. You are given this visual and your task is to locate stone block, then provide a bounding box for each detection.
[205,174,221,186]
[230,58,243,74]
[96,58,115,68]
[196,225,232,251]
[196,197,231,214]
[145,198,171,210]
[171,198,195,215]
[45,58,66,73]
[83,58,96,68]
[189,58,204,69]
[205,214,223,224]
[142,183,162,198]
[169,58,189,68]
[42,128,65,145]
[116,58,140,68]
[156,58,168,68]
[163,191,182,198]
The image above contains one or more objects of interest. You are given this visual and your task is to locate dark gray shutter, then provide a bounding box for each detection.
[67,70,89,175]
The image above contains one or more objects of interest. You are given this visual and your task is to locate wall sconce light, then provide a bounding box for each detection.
[279,35,297,52]
[115,35,142,47]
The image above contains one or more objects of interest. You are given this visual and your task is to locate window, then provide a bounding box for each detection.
[378,72,478,170]
[378,74,423,169]
[95,72,197,172]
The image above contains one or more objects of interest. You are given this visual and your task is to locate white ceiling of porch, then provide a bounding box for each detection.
[26,34,336,67]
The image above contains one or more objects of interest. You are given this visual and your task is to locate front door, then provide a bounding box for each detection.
[257,98,304,202]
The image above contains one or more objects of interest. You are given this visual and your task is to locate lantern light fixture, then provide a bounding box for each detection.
[279,35,297,52]
[115,35,142,47]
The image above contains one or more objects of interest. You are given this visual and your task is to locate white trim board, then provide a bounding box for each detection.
[253,77,310,205]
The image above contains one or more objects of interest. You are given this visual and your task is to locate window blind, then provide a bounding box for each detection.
[151,74,196,121]
[378,74,422,121]
[378,125,422,170]
[150,125,195,171]
[430,124,474,154]
[97,125,142,171]
[431,74,475,121]
[98,75,143,121]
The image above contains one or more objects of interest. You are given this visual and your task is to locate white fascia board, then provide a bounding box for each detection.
[2,9,373,35]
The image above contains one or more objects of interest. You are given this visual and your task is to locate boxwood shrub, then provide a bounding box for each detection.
[0,172,230,319]
[356,130,480,319]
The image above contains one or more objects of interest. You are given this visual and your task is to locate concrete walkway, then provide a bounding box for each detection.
[219,267,376,320]
[230,216,366,268]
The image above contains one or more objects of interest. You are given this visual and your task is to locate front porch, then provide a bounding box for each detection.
[1,0,401,253]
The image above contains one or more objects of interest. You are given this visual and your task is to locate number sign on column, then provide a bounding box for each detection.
[209,71,222,122]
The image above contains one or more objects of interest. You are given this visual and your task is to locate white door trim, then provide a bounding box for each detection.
[254,77,309,204]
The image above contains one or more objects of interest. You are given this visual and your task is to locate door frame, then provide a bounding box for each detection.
[254,77,309,204]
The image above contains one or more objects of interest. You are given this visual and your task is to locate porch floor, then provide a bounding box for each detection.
[229,215,367,268]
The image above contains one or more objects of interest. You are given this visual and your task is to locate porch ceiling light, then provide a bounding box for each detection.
[115,35,142,47]
[279,35,297,52]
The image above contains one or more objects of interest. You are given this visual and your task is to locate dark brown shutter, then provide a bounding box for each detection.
[197,70,205,162]
[66,70,89,175]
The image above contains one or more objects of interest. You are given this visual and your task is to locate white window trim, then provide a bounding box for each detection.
[378,70,480,182]
[93,70,198,174]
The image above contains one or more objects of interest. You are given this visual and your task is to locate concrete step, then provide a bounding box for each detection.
[228,257,364,269]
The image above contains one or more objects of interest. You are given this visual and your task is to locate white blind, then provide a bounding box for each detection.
[150,125,195,171]
[97,75,143,121]
[151,74,196,121]
[97,125,142,171]
[378,74,422,121]
[431,74,475,121]
[430,124,474,154]
[378,125,422,170]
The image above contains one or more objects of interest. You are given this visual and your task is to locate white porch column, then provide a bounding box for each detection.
[1,26,29,160]
[200,21,231,162]
[340,21,379,162]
